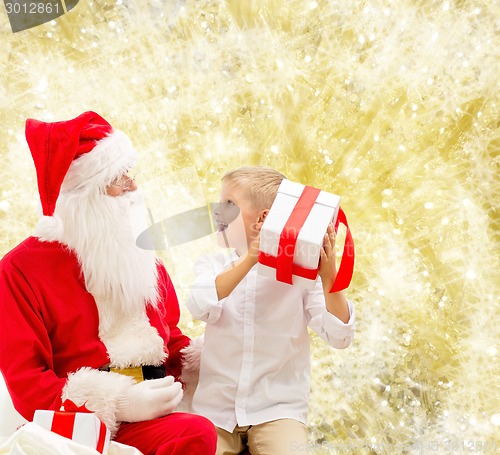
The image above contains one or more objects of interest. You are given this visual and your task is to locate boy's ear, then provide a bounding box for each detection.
[258,209,269,224]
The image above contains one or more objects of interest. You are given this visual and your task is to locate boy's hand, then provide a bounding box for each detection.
[318,223,337,288]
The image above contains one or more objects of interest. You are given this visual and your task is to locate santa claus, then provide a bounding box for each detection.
[0,112,216,454]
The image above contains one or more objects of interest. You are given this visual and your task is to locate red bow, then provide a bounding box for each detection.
[61,399,91,413]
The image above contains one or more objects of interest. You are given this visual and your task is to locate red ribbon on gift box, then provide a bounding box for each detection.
[62,399,92,413]
[258,185,355,292]
[49,400,108,453]
[331,208,355,292]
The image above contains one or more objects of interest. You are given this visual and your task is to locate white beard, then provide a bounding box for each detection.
[54,190,159,314]
[47,190,166,367]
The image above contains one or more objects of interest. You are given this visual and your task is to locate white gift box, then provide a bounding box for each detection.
[258,179,340,290]
[34,408,111,454]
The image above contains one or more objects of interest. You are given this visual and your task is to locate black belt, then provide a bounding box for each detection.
[99,365,166,381]
[142,365,167,380]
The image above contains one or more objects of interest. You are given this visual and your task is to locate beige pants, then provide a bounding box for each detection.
[216,419,309,455]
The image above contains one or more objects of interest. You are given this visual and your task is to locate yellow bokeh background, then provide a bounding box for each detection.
[1,1,498,453]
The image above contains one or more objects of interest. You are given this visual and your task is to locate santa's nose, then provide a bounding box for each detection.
[125,179,138,192]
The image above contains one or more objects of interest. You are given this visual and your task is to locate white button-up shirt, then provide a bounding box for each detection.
[186,250,355,432]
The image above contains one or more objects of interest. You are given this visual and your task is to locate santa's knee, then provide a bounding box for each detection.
[157,414,217,455]
[188,414,218,448]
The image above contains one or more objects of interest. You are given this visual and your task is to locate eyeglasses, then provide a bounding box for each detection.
[110,170,139,190]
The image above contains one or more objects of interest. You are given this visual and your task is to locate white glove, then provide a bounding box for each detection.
[116,376,183,423]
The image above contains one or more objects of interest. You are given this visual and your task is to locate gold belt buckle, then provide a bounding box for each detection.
[110,366,144,383]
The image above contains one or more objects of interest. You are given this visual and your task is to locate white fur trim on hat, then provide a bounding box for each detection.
[61,130,137,193]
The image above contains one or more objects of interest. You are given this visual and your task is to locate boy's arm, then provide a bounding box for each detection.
[322,287,350,324]
[305,288,355,349]
[215,251,256,300]
[306,223,355,349]
[215,230,260,299]
[187,249,256,323]
[318,223,350,324]
[186,253,235,323]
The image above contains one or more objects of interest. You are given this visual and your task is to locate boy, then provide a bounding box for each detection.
[186,166,355,455]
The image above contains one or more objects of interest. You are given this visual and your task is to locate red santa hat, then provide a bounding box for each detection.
[25,111,137,218]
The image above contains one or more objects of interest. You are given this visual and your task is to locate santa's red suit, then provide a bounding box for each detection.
[0,112,216,455]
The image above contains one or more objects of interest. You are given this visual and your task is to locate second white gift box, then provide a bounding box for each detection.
[33,402,111,454]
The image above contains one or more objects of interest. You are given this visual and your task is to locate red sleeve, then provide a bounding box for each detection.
[0,263,65,420]
[156,265,190,380]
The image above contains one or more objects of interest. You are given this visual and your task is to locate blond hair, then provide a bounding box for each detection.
[222,166,286,211]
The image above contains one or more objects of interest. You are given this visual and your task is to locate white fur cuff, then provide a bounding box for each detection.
[178,336,204,413]
[180,336,203,374]
[62,367,135,436]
